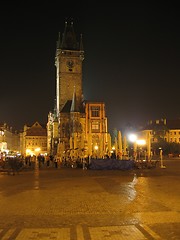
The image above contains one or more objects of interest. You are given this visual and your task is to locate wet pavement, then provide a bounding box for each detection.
[0,159,180,239]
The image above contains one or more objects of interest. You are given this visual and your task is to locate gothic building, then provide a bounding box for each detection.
[47,20,112,160]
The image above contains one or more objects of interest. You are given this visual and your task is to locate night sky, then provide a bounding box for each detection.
[0,3,180,134]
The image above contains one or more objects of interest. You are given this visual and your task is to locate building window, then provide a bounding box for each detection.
[91,106,100,117]
[91,121,100,132]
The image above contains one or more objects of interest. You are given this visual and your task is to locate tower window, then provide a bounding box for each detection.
[91,106,100,117]
[91,121,100,132]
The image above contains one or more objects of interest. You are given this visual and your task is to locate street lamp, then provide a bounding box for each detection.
[128,134,137,143]
[127,134,147,161]
[136,139,146,161]
[128,134,138,160]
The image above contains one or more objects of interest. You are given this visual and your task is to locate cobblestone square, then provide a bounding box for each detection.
[0,159,180,239]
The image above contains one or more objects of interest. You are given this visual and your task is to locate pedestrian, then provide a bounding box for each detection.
[46,155,50,167]
[54,156,58,168]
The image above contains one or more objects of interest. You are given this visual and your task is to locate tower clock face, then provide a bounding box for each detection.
[66,60,74,69]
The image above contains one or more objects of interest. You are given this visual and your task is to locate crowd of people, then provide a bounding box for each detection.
[23,154,89,169]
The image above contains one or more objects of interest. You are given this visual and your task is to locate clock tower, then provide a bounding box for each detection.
[47,19,111,160]
[55,20,84,114]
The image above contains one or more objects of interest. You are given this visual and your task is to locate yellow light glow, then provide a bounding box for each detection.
[128,134,137,142]
[94,145,98,150]
[136,139,146,145]
[26,149,31,154]
[35,148,41,152]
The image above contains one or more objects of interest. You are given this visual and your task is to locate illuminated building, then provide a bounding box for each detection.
[47,20,111,160]
[140,118,180,144]
[0,123,20,154]
[20,122,47,157]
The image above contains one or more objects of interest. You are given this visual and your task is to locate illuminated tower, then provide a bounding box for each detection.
[47,19,111,159]
[55,20,84,115]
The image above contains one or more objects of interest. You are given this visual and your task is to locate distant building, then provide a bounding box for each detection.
[141,118,180,144]
[0,123,20,154]
[20,121,47,157]
[47,20,111,160]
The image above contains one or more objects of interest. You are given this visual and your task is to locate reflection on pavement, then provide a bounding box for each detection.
[34,158,39,190]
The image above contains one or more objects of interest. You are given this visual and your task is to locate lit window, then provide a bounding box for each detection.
[91,121,100,132]
[91,106,100,117]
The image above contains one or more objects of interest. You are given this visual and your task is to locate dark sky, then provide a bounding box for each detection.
[0,3,180,134]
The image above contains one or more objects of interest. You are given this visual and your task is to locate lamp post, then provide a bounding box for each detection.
[128,134,147,161]
[146,132,151,161]
[117,131,122,160]
[136,139,146,161]
[128,133,137,160]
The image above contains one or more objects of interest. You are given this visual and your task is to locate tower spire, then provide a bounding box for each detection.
[56,32,61,49]
[61,19,78,50]
[80,34,84,51]
[71,86,78,112]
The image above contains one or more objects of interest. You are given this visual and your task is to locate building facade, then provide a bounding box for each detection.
[141,118,180,143]
[0,123,20,155]
[20,121,47,157]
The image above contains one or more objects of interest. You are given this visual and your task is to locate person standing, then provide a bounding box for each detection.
[46,155,50,167]
[54,156,58,168]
